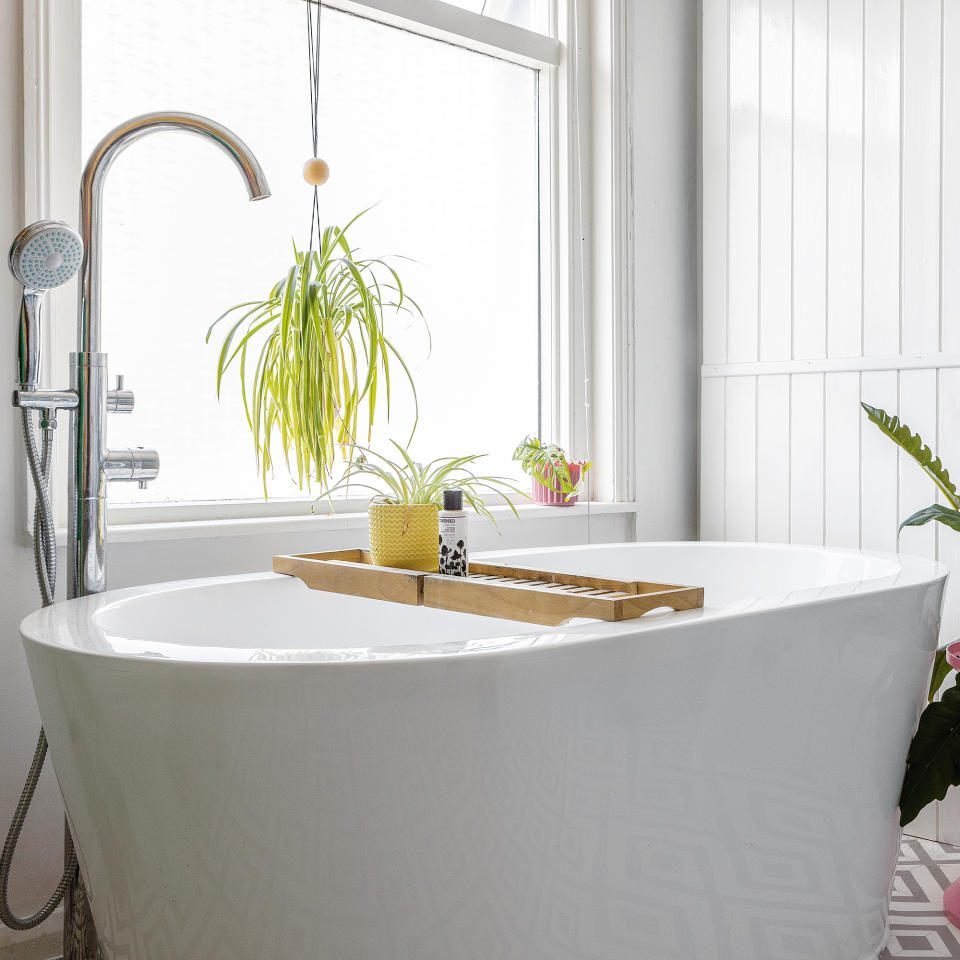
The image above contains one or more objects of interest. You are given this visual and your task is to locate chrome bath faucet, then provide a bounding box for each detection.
[13,111,271,599]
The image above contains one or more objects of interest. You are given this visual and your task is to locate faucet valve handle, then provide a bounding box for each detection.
[107,373,135,414]
[104,446,159,486]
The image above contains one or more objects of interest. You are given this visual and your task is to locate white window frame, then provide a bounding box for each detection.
[21,0,633,530]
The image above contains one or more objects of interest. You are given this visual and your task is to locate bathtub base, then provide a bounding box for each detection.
[19,544,948,960]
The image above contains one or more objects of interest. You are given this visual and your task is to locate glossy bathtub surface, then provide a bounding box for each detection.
[20,542,948,960]
[27,541,928,662]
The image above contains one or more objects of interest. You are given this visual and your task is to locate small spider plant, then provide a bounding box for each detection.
[207,210,425,496]
[512,436,592,495]
[317,442,527,526]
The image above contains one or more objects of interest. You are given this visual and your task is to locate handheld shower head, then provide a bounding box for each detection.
[9,220,84,291]
[9,221,84,390]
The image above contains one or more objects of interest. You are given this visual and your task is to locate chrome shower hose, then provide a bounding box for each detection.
[0,410,77,930]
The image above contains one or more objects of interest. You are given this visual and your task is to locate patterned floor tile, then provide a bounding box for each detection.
[880,838,960,958]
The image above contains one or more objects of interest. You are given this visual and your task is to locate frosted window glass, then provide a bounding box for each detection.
[81,0,541,504]
[443,0,552,33]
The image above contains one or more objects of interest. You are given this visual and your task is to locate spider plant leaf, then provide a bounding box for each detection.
[899,504,960,534]
[337,205,373,246]
[224,311,276,374]
[361,324,380,397]
[367,367,378,436]
[861,403,960,509]
[206,300,267,342]
[214,302,271,387]
[383,337,419,443]
[900,672,960,826]
[280,262,299,347]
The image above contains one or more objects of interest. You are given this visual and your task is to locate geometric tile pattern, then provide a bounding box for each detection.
[880,838,960,958]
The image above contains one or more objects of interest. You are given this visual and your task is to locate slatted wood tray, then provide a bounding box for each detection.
[273,550,703,627]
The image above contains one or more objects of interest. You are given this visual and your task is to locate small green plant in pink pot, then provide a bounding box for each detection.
[513,436,592,507]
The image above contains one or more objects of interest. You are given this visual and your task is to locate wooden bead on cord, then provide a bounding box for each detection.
[303,157,330,186]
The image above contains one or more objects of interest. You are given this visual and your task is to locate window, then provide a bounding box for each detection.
[81,0,552,506]
[442,0,550,33]
[28,0,630,522]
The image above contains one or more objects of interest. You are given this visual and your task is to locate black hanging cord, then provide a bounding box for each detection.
[306,0,323,256]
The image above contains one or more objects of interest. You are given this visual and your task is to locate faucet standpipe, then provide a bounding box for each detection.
[68,111,269,600]
[4,115,268,958]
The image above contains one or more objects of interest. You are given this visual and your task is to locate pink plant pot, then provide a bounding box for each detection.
[947,640,960,672]
[946,879,960,928]
[530,462,585,507]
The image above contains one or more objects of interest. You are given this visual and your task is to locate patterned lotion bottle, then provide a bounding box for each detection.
[439,489,468,576]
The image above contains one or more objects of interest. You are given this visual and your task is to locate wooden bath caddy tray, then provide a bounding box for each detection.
[273,549,704,627]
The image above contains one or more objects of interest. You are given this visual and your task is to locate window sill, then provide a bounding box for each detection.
[54,501,640,546]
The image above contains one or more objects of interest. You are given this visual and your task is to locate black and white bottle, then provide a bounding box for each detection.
[439,489,469,576]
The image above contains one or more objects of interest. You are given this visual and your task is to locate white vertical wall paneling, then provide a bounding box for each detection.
[756,374,791,541]
[861,0,901,357]
[724,375,757,540]
[728,0,760,363]
[859,370,899,553]
[826,0,863,359]
[942,1,960,354]
[789,374,825,544]
[758,0,793,361]
[792,0,828,361]
[823,372,860,546]
[700,378,727,539]
[900,0,943,356]
[702,0,730,365]
[702,0,960,841]
[896,369,939,559]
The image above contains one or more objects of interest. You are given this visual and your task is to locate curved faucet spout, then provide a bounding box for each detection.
[77,111,271,354]
[68,112,270,601]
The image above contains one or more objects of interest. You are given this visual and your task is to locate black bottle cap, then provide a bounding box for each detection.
[443,489,463,511]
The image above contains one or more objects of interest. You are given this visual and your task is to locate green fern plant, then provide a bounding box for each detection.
[207,211,424,496]
[861,401,960,825]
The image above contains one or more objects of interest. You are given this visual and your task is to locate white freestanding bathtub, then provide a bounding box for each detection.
[20,542,947,960]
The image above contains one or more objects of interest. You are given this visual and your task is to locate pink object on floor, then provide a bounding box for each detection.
[530,462,584,506]
[940,642,960,928]
[945,878,960,928]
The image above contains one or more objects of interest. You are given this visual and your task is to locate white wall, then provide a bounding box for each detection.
[701,0,960,841]
[629,0,700,540]
[0,4,702,955]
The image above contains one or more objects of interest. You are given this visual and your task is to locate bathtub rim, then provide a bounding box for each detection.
[19,541,949,666]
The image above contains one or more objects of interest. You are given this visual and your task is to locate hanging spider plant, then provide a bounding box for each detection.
[207,211,424,495]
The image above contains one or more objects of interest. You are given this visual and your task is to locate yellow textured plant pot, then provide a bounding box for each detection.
[368,502,439,572]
